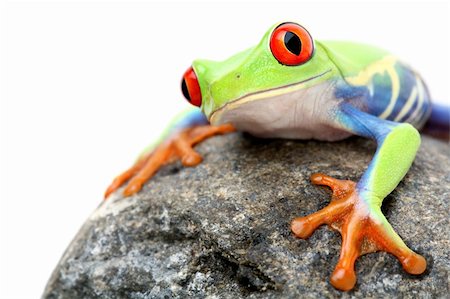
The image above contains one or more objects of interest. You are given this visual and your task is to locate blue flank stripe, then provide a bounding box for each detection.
[385,65,416,120]
[334,84,368,100]
[399,93,419,123]
[335,61,431,126]
[367,71,392,117]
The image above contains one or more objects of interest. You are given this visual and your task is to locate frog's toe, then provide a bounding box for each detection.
[123,179,144,197]
[291,196,352,238]
[367,212,427,275]
[310,173,355,197]
[330,267,357,292]
[104,154,151,199]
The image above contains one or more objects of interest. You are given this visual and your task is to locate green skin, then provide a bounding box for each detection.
[146,22,429,290]
[190,23,420,217]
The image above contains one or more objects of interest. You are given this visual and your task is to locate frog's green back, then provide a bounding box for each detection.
[318,41,391,77]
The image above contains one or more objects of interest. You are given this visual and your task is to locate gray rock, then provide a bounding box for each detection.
[43,134,450,298]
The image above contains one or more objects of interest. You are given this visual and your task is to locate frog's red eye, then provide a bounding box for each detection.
[181,66,202,107]
[269,22,314,66]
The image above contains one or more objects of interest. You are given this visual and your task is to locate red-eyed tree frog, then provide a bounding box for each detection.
[105,22,449,291]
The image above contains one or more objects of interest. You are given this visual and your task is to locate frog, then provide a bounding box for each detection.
[104,22,449,291]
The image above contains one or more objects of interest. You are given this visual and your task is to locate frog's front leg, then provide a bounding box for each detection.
[105,109,235,198]
[291,103,426,291]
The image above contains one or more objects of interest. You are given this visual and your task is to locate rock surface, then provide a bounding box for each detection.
[43,134,450,298]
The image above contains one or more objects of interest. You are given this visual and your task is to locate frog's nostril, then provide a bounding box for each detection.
[181,66,202,107]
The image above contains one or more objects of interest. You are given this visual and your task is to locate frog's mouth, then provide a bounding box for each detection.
[209,69,332,125]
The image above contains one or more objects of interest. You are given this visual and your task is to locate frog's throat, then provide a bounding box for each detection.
[209,69,332,125]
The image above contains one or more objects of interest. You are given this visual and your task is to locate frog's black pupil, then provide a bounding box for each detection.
[284,31,302,56]
[181,79,191,102]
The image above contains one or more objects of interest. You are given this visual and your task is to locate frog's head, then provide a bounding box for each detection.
[181,22,336,126]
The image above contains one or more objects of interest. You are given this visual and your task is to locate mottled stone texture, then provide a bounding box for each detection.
[43,134,449,298]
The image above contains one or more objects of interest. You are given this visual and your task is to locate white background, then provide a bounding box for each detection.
[1,0,448,298]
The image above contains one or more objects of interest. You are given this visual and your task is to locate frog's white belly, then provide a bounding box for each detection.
[210,81,352,141]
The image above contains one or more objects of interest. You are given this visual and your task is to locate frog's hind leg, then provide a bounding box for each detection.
[104,108,235,199]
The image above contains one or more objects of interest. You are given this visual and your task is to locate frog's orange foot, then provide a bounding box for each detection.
[104,124,235,199]
[291,173,426,291]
